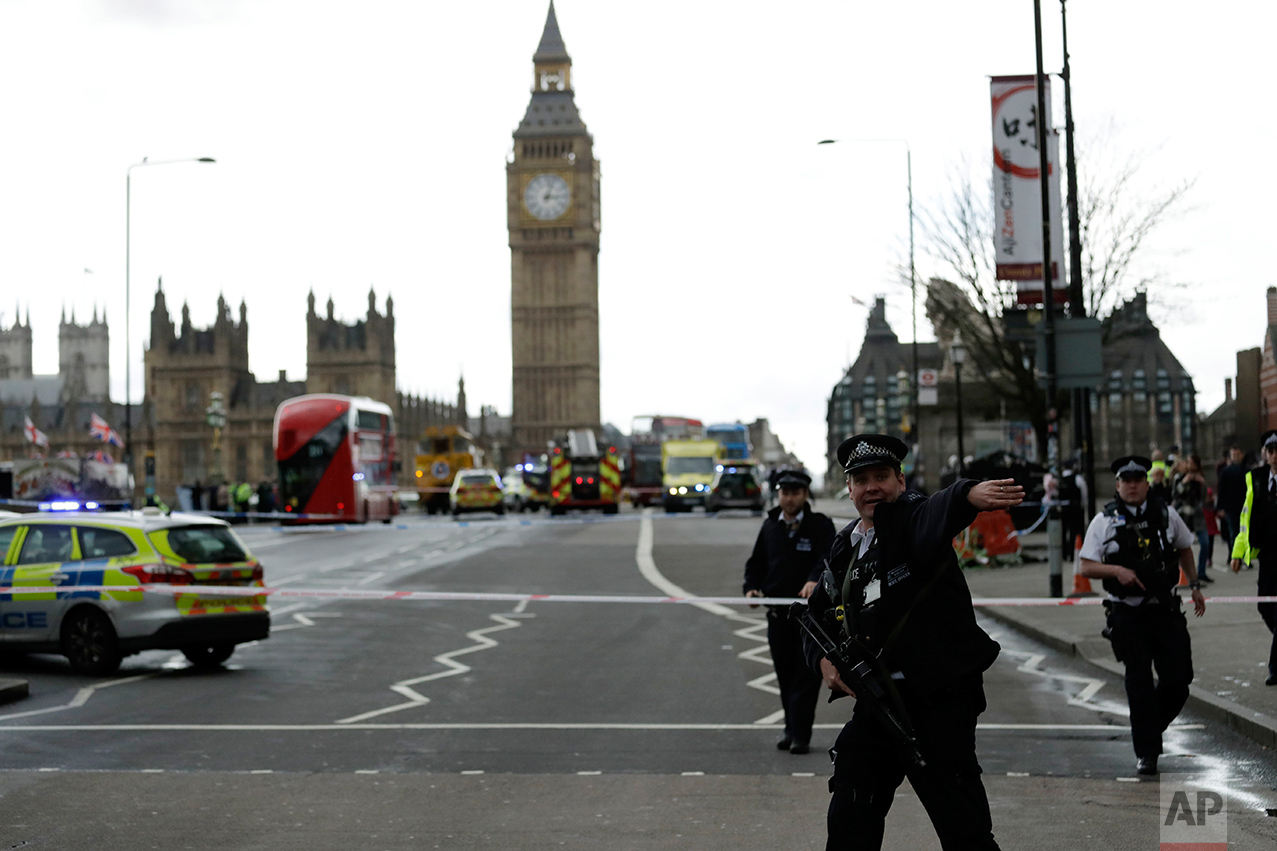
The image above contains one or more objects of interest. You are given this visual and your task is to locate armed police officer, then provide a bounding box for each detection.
[802,434,1023,851]
[744,470,835,754]
[1229,429,1277,686]
[1079,455,1206,776]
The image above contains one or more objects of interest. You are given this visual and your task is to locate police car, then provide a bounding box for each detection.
[449,469,505,517]
[0,509,269,675]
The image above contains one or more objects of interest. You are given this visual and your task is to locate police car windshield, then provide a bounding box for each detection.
[460,474,496,486]
[165,526,249,564]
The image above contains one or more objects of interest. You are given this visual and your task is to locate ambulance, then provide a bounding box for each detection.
[0,509,269,675]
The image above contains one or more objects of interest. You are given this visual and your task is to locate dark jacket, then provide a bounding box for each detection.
[743,503,836,598]
[803,480,1000,696]
[1217,462,1247,517]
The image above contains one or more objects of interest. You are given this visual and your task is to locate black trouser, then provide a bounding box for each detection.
[1257,551,1277,675]
[826,674,999,851]
[1108,601,1194,759]
[766,608,822,745]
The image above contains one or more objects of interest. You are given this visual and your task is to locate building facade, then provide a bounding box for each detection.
[507,2,602,455]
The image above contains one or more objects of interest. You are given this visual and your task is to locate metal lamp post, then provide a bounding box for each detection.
[125,156,216,505]
[951,332,967,478]
[817,138,918,456]
[205,390,227,487]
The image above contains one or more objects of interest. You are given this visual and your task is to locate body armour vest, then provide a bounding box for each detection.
[841,535,883,651]
[1099,499,1179,599]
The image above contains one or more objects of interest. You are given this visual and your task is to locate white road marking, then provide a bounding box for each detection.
[334,612,529,723]
[0,673,160,722]
[1003,650,1128,715]
[636,509,778,717]
[358,571,386,586]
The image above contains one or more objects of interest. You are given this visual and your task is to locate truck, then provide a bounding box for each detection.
[706,422,753,462]
[661,439,719,512]
[549,429,622,515]
[414,425,482,515]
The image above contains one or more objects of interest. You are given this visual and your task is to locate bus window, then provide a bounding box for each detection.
[356,410,385,431]
[278,416,348,510]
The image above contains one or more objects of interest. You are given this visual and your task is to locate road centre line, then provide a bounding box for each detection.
[0,722,1202,732]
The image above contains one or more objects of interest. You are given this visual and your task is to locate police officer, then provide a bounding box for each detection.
[1079,455,1206,776]
[804,434,1022,851]
[1229,429,1277,686]
[744,470,835,754]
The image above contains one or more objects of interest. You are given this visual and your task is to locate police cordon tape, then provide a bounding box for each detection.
[1,585,1274,606]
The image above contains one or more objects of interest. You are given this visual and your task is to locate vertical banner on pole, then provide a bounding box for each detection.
[990,74,1065,305]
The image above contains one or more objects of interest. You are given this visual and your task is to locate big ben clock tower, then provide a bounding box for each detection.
[508,1,601,454]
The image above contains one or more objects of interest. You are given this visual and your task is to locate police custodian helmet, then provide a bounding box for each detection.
[1110,455,1152,477]
[1263,429,1277,450]
[837,433,909,475]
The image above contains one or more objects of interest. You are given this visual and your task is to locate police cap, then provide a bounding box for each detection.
[1110,455,1152,477]
[837,433,909,474]
[774,470,812,490]
[1263,429,1277,450]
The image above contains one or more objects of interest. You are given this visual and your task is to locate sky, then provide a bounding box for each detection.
[0,0,1271,483]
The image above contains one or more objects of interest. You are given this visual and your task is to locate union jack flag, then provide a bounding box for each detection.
[89,413,124,447]
[88,449,115,464]
[23,415,49,448]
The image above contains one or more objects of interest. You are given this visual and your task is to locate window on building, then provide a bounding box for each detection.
[1108,369,1123,407]
[1132,369,1146,404]
[184,381,201,412]
[1158,391,1173,417]
[1156,368,1170,391]
[235,443,248,482]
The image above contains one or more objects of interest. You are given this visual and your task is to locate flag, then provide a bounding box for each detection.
[89,449,114,464]
[89,413,124,447]
[23,416,49,447]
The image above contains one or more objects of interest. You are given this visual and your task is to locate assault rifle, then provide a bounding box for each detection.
[791,598,927,770]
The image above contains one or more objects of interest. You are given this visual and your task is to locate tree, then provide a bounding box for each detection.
[917,132,1194,459]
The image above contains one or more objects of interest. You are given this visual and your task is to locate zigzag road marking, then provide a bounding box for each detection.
[0,673,159,723]
[634,509,778,721]
[335,612,531,724]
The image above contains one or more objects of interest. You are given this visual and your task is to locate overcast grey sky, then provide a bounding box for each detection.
[0,0,1269,478]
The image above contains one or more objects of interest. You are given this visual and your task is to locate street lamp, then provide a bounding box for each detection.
[950,331,967,478]
[125,156,216,504]
[817,138,918,453]
[205,390,227,486]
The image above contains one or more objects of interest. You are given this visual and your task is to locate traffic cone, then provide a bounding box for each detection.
[1070,535,1094,596]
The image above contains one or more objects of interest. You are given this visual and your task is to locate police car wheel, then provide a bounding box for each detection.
[61,608,122,676]
[181,643,235,668]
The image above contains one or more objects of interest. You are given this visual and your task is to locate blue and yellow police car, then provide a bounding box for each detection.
[0,508,269,675]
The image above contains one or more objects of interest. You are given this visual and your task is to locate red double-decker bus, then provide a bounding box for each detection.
[274,394,399,524]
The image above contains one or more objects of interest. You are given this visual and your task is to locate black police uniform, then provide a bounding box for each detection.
[744,475,835,751]
[804,435,1001,851]
[1230,430,1277,684]
[1080,455,1197,769]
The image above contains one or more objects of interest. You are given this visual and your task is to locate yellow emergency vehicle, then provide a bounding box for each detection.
[0,509,269,675]
[415,425,482,515]
[549,430,622,516]
[662,439,719,512]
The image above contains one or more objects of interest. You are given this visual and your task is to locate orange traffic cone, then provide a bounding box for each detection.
[1070,535,1094,596]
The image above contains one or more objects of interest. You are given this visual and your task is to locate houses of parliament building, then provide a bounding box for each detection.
[0,283,466,502]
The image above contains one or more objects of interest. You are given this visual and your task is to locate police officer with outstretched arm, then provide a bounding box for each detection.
[1079,455,1206,776]
[803,434,1023,851]
[744,470,835,754]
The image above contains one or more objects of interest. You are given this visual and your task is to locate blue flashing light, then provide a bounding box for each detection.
[352,473,366,481]
[40,500,81,512]
[716,465,724,472]
[85,501,100,510]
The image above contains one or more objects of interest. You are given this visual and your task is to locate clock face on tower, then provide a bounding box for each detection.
[523,173,572,221]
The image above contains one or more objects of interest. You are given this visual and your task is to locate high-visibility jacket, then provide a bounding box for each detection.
[1232,469,1277,565]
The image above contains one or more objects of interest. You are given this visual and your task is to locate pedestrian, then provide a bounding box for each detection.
[1078,455,1207,775]
[1203,486,1219,574]
[803,434,1023,850]
[1059,456,1085,559]
[257,480,276,514]
[1229,429,1277,687]
[743,469,835,755]
[1149,466,1171,505]
[1172,454,1211,582]
[1217,445,1247,561]
[191,480,205,512]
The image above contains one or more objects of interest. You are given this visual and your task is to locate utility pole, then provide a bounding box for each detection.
[1061,0,1096,522]
[1033,0,1063,597]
